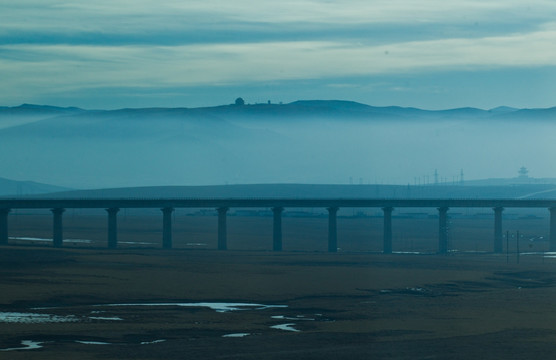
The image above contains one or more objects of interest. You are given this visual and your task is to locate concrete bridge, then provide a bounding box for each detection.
[1,198,556,253]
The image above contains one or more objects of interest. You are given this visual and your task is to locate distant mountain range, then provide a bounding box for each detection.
[2,101,555,122]
[1,175,556,200]
[0,177,70,196]
[1,100,555,189]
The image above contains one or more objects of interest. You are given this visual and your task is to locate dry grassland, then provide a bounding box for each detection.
[1,213,555,359]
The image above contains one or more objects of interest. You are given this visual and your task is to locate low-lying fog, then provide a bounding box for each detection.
[0,103,554,189]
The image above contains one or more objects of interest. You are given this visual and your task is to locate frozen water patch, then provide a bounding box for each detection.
[408,287,426,292]
[0,311,124,323]
[140,339,166,345]
[9,237,51,242]
[1,338,167,350]
[99,302,287,313]
[0,312,79,324]
[119,241,157,245]
[271,323,300,332]
[222,333,250,338]
[0,340,44,351]
[392,251,426,255]
[9,237,92,244]
[88,316,123,321]
[520,251,556,257]
[271,315,315,321]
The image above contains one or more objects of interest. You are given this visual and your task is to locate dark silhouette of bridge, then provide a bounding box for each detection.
[1,198,556,253]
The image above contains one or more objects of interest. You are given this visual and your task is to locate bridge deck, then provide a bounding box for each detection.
[1,198,556,209]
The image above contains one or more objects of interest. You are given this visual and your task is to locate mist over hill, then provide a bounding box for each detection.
[0,176,70,196]
[1,100,555,189]
[31,183,556,200]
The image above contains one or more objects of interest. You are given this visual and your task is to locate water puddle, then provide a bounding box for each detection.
[75,340,112,345]
[8,237,158,246]
[271,323,300,332]
[0,339,168,351]
[186,243,208,247]
[140,339,166,345]
[88,316,123,321]
[9,237,92,244]
[0,340,44,351]
[118,241,158,245]
[0,312,79,324]
[1,301,297,350]
[98,302,287,313]
[271,315,315,321]
[392,251,427,255]
[0,311,123,324]
[521,251,556,258]
[222,333,250,338]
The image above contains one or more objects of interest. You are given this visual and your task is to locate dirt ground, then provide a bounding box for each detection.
[1,213,556,359]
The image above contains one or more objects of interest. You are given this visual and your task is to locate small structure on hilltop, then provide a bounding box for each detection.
[518,166,529,179]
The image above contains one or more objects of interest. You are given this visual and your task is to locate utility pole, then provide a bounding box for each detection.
[516,230,520,264]
[506,230,509,264]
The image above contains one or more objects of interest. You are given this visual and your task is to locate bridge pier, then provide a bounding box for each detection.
[272,207,283,251]
[438,207,449,254]
[382,207,393,254]
[550,208,556,252]
[328,207,338,252]
[162,207,174,249]
[217,207,228,250]
[51,208,65,248]
[0,209,9,245]
[106,208,119,249]
[493,207,504,253]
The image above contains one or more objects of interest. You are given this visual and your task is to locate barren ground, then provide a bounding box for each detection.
[1,213,555,359]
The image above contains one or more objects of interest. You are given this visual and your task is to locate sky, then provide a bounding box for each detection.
[2,0,556,110]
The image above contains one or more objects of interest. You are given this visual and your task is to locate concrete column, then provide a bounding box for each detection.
[328,207,339,253]
[106,208,119,249]
[0,209,9,245]
[217,207,228,250]
[438,207,449,254]
[550,208,556,252]
[162,207,174,249]
[382,207,393,254]
[272,207,283,251]
[493,207,504,253]
[51,208,65,248]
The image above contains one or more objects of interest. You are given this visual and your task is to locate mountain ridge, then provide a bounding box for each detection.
[0,100,554,189]
[0,99,536,121]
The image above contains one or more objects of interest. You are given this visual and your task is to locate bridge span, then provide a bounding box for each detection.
[1,198,556,253]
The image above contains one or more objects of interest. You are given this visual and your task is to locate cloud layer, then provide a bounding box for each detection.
[2,0,556,108]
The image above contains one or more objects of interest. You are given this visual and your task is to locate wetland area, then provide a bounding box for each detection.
[1,212,556,359]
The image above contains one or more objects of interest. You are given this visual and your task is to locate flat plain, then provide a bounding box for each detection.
[1,212,556,359]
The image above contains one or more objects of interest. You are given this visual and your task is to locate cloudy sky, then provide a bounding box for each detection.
[2,0,556,110]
